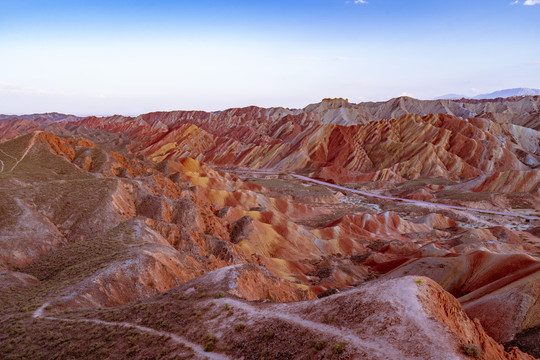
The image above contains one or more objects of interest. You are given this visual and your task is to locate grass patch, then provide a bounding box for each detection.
[312,340,326,351]
[204,333,218,352]
[332,342,347,354]
[22,221,140,283]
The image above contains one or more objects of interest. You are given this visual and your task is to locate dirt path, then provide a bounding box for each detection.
[214,298,399,359]
[33,303,230,360]
[0,132,38,173]
[291,174,540,221]
[230,169,540,220]
[8,132,37,172]
[0,148,17,173]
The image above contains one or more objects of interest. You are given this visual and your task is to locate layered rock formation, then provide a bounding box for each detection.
[1,97,539,358]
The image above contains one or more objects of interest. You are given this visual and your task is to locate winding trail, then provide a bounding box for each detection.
[0,159,4,173]
[214,298,398,359]
[33,303,230,360]
[232,169,540,220]
[9,132,37,172]
[0,132,38,173]
[291,174,540,221]
[0,148,17,173]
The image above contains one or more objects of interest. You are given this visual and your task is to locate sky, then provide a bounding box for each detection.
[0,0,539,115]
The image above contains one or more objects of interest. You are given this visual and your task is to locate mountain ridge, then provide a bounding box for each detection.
[3,93,540,121]
[435,88,540,100]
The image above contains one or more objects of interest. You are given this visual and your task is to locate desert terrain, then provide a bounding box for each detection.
[1,95,539,359]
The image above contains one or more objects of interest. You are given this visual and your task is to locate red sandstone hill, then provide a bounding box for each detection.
[1,98,538,191]
[1,97,540,359]
[37,98,540,191]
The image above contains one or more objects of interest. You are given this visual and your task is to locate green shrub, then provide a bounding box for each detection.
[312,340,326,351]
[204,334,217,352]
[332,342,346,354]
[263,331,275,341]
[235,323,245,332]
[215,291,225,299]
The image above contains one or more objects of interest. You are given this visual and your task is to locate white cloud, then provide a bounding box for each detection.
[354,0,368,4]
[510,0,519,5]
[524,0,540,5]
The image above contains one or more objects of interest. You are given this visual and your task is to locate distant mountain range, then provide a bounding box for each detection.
[2,95,540,129]
[435,88,540,100]
[0,112,81,123]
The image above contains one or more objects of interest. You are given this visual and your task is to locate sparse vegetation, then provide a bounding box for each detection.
[235,323,245,332]
[310,266,333,279]
[332,342,347,354]
[263,331,275,342]
[214,291,225,298]
[0,314,180,360]
[323,314,335,324]
[204,333,218,352]
[435,190,492,202]
[461,344,484,358]
[312,339,326,351]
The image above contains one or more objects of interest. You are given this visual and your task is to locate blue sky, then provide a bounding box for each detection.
[0,0,539,115]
